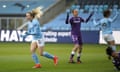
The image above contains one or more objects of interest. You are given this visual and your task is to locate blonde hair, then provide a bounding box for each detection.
[31,6,43,19]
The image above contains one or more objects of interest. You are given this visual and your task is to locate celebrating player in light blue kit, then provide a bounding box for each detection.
[21,11,58,68]
[93,10,119,59]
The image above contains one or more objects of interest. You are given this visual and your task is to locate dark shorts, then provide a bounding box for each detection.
[71,34,82,45]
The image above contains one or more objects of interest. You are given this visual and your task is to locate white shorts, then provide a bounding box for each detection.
[103,34,114,42]
[32,36,45,47]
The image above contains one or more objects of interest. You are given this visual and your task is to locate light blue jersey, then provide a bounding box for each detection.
[26,19,55,65]
[26,18,42,40]
[93,12,118,34]
[95,18,113,34]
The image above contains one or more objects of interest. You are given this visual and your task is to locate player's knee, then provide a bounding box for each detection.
[75,44,80,48]
[40,53,43,56]
[78,45,82,49]
[30,45,37,53]
[37,51,43,56]
[30,48,35,53]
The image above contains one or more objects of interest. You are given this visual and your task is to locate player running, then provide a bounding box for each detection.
[65,9,93,63]
[93,10,119,59]
[21,11,58,68]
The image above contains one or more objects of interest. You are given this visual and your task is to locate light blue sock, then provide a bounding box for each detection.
[32,53,40,64]
[43,52,54,59]
[110,45,116,51]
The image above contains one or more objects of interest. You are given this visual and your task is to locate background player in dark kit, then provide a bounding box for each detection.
[106,47,120,70]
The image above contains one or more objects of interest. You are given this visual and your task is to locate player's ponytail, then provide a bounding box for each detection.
[27,6,43,19]
[31,6,43,19]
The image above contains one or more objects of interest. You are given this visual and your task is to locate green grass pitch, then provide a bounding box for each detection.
[0,42,119,72]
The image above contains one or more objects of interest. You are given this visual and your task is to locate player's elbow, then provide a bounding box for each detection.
[85,19,90,23]
[85,21,88,23]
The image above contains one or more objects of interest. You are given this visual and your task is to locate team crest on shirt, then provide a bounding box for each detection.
[73,18,81,23]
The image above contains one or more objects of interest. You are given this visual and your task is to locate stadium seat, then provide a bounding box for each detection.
[79,9,84,13]
[42,3,120,31]
[113,5,118,9]
[84,5,89,11]
[103,5,108,10]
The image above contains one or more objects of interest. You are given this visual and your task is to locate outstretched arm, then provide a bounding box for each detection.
[65,12,70,24]
[21,28,36,38]
[17,22,28,30]
[93,18,100,27]
[110,11,119,22]
[85,12,94,23]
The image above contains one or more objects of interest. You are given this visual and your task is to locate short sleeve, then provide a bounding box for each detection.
[108,18,112,22]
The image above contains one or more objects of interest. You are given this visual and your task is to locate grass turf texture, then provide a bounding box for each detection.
[0,42,119,72]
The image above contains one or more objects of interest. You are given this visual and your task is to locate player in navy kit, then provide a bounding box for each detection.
[65,9,93,63]
[106,47,120,70]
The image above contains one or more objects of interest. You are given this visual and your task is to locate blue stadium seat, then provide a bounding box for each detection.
[71,5,76,10]
[79,9,84,13]
[70,4,80,12]
[103,5,108,10]
[113,5,118,9]
[98,7,103,13]
[89,5,94,9]
[94,8,98,12]
[84,5,89,11]
[89,8,94,12]
[76,5,80,9]
[94,5,99,9]
[42,4,120,31]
